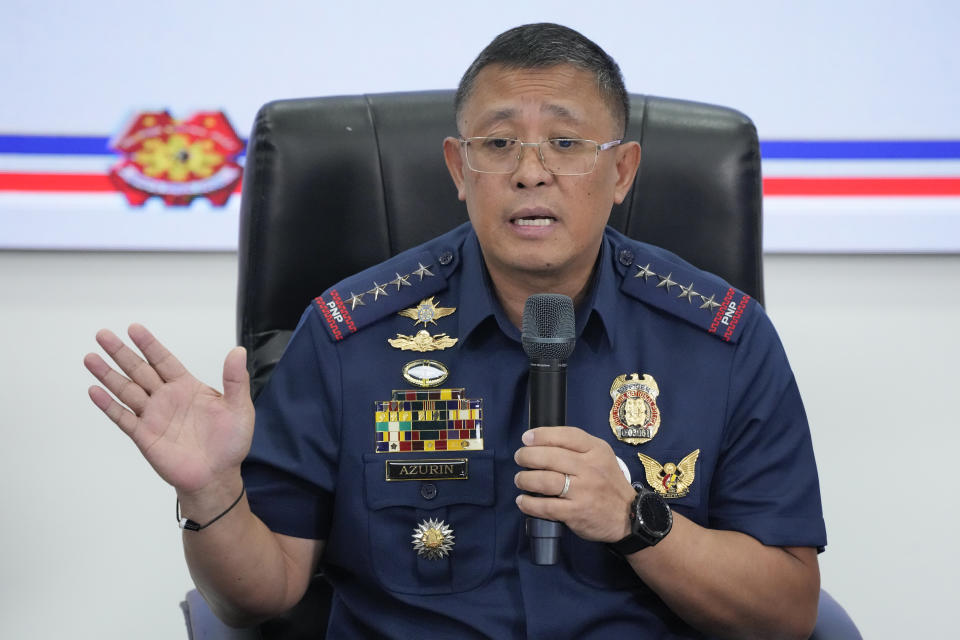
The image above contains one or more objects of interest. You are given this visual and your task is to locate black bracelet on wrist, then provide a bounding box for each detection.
[177,486,245,532]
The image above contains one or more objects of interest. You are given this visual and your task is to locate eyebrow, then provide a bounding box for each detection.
[474,103,584,132]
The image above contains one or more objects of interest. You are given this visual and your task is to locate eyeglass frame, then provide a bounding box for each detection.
[458,136,624,176]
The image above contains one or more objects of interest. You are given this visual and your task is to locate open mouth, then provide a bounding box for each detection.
[513,216,555,227]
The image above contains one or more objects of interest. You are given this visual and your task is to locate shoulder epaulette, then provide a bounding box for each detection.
[312,227,467,342]
[611,232,755,344]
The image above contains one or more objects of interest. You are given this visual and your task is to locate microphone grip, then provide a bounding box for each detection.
[527,360,566,565]
[528,361,567,428]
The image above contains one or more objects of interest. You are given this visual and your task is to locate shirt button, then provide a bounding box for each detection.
[420,482,438,500]
[618,249,634,267]
[438,250,454,266]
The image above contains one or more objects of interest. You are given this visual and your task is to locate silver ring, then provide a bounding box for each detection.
[558,473,571,498]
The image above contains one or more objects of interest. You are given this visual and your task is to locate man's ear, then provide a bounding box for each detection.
[612,141,641,205]
[443,137,467,202]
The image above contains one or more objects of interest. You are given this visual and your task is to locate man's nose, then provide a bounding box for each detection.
[513,142,552,186]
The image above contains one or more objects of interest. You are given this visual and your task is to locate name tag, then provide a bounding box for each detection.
[385,458,468,481]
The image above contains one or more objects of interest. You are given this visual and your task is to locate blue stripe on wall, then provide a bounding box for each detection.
[761,140,960,159]
[3,135,959,160]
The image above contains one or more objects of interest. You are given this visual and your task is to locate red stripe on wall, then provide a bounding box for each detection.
[0,173,115,191]
[0,172,244,193]
[763,177,960,196]
[2,173,959,197]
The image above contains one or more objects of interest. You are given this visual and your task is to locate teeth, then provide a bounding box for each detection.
[514,218,554,227]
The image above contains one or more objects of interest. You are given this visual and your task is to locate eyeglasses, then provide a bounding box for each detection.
[459,137,623,176]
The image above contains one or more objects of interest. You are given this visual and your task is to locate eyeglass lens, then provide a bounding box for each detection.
[465,138,598,175]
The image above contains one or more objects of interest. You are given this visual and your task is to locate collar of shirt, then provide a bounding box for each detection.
[455,227,618,350]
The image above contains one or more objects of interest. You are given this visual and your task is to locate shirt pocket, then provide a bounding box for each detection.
[565,535,646,591]
[362,450,496,595]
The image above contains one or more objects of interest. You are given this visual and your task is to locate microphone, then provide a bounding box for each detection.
[521,293,576,566]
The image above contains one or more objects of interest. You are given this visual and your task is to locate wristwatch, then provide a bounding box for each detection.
[607,482,673,556]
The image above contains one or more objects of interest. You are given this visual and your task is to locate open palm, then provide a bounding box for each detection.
[85,324,254,494]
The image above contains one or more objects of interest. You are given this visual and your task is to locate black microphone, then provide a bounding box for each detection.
[521,293,576,565]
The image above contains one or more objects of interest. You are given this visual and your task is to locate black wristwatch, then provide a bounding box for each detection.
[607,482,673,556]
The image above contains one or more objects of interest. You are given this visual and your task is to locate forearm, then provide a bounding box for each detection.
[179,475,318,627]
[625,513,819,639]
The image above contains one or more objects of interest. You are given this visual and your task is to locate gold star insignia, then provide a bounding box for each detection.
[347,292,366,310]
[412,262,434,280]
[656,272,677,292]
[699,294,721,311]
[368,281,388,301]
[398,297,456,326]
[678,282,699,302]
[634,263,656,281]
[389,272,412,290]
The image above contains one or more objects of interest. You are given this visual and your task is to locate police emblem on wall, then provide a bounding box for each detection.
[108,110,244,206]
[609,373,662,445]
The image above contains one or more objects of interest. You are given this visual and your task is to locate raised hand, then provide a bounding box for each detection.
[84,324,254,496]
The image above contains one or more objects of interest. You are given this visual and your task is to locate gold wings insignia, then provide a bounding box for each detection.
[397,297,456,327]
[387,330,458,352]
[637,452,665,492]
[637,449,700,497]
[674,449,700,496]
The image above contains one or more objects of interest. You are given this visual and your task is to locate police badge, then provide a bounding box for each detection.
[609,373,662,445]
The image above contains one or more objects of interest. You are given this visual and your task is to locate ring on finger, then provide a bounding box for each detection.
[557,473,571,498]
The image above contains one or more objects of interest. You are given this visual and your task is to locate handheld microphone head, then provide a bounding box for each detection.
[521,294,576,362]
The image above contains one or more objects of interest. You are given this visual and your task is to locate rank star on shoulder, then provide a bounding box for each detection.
[390,272,412,290]
[634,263,656,281]
[412,262,434,279]
[368,281,389,300]
[347,292,366,310]
[678,283,699,302]
[656,272,677,291]
[699,294,721,311]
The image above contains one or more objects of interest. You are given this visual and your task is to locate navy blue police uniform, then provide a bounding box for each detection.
[243,222,827,639]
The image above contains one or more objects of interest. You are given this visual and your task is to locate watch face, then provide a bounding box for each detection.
[638,493,672,536]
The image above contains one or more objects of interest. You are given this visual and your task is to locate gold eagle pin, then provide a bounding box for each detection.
[398,297,455,327]
[637,449,700,498]
[388,330,458,352]
[609,373,662,445]
[412,518,455,559]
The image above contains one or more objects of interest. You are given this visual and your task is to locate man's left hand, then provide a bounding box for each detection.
[514,426,637,543]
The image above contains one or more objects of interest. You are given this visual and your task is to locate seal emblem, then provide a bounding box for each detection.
[608,373,661,445]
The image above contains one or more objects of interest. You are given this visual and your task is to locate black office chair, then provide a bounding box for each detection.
[180,91,859,640]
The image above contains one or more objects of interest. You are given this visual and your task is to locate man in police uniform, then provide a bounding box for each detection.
[85,23,825,639]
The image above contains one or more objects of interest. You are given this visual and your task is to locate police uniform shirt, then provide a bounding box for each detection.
[243,222,827,639]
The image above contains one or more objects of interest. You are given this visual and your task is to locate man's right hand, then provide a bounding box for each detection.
[84,324,254,501]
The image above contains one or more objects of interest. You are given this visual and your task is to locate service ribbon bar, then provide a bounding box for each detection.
[374,388,484,453]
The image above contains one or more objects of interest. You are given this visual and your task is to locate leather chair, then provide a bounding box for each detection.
[180,91,859,639]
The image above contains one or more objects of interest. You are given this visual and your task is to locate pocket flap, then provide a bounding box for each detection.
[363,451,495,510]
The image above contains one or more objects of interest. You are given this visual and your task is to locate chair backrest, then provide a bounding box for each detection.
[237,91,763,395]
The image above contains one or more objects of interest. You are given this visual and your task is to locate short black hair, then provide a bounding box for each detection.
[455,23,629,136]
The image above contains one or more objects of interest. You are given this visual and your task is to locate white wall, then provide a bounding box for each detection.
[0,249,957,638]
